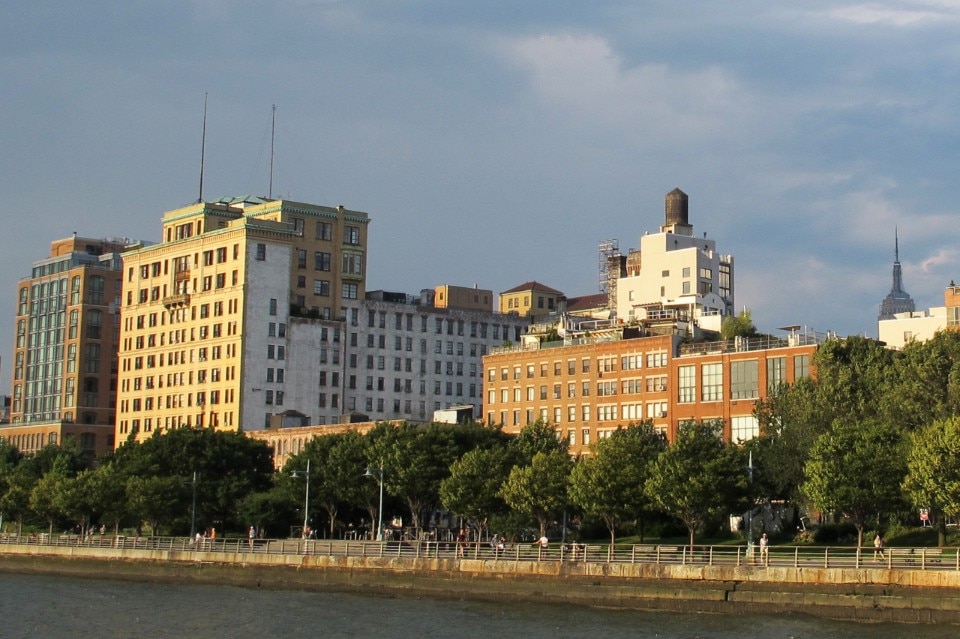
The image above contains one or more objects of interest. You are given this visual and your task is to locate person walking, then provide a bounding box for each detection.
[874,533,886,561]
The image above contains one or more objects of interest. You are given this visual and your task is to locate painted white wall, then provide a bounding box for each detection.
[878,307,946,349]
[240,239,293,431]
[616,229,734,325]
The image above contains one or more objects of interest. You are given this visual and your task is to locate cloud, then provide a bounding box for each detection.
[818,1,960,27]
[497,33,749,144]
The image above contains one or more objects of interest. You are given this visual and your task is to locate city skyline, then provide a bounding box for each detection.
[4,2,960,392]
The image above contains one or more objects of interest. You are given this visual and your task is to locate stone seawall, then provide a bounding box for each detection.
[2,544,960,624]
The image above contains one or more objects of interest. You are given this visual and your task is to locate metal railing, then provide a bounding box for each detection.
[2,534,957,571]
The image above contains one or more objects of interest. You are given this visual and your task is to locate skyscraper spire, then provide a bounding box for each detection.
[879,228,915,320]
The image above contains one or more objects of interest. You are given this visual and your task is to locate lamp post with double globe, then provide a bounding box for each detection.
[291,459,311,537]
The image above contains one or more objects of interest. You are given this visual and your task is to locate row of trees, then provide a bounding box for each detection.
[0,417,749,546]
[753,331,960,547]
[4,331,960,546]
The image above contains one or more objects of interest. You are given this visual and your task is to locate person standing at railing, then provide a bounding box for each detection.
[759,533,769,563]
[248,526,256,549]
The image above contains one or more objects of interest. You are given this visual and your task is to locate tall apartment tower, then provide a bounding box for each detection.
[5,235,140,457]
[115,197,369,445]
[878,230,915,321]
[615,188,734,335]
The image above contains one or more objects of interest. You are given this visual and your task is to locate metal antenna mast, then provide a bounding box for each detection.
[269,104,276,199]
[198,92,208,203]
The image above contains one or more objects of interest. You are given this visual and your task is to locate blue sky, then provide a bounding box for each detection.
[3,1,960,391]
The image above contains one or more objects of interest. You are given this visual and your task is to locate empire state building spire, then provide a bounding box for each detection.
[879,228,915,320]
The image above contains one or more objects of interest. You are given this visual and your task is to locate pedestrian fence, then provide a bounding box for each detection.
[1,533,958,571]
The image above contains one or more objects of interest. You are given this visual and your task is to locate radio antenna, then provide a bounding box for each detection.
[198,92,208,203]
[269,104,276,199]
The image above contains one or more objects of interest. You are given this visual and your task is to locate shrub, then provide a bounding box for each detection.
[813,522,858,544]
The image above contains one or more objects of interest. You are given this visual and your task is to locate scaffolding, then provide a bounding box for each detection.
[598,239,621,308]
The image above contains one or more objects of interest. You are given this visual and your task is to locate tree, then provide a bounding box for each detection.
[26,450,80,535]
[126,475,186,536]
[802,419,907,548]
[510,419,567,465]
[752,335,895,506]
[60,470,102,535]
[569,422,665,546]
[89,463,133,535]
[810,336,894,426]
[29,471,70,535]
[283,431,371,538]
[113,428,275,534]
[645,420,747,548]
[883,331,960,430]
[500,450,571,538]
[0,441,25,533]
[903,417,960,546]
[374,423,459,531]
[720,309,758,340]
[752,378,825,502]
[237,484,298,539]
[440,446,512,537]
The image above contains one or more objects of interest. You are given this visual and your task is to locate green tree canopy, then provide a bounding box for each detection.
[903,416,960,546]
[510,419,567,465]
[372,422,459,531]
[802,419,907,547]
[112,428,274,534]
[645,420,747,548]
[440,446,513,535]
[500,449,571,538]
[569,422,665,545]
[720,309,758,340]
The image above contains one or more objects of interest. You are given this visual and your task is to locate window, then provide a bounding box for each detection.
[646,352,667,368]
[314,280,330,296]
[702,363,723,402]
[314,252,331,271]
[731,360,759,400]
[343,283,358,299]
[268,298,277,316]
[345,225,360,245]
[767,357,786,391]
[731,415,760,442]
[794,355,810,380]
[678,365,696,403]
[342,253,363,275]
[255,243,266,260]
[316,221,332,240]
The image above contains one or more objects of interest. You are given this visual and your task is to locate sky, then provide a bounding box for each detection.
[3,1,960,392]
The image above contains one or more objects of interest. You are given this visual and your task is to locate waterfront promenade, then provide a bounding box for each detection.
[2,533,958,572]
[3,534,960,624]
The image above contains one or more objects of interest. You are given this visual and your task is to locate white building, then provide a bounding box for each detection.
[613,189,734,335]
[341,288,529,422]
[878,308,946,350]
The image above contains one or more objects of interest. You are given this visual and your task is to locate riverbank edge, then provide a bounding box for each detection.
[2,545,960,624]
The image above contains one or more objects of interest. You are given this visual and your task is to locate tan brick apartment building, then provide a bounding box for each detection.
[116,197,369,444]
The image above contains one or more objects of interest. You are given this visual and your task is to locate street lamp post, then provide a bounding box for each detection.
[747,451,755,559]
[189,471,198,540]
[291,459,311,537]
[364,465,384,541]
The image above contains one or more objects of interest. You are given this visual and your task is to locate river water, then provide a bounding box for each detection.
[0,572,949,638]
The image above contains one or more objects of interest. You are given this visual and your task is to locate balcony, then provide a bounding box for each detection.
[162,293,190,309]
